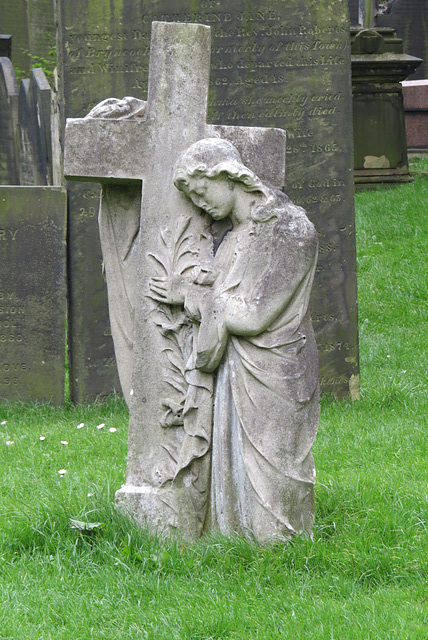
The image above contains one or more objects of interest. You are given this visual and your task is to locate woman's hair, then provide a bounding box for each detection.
[173,138,271,200]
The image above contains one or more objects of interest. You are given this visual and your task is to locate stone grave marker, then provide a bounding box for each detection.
[0,0,55,76]
[402,79,428,150]
[18,67,54,186]
[0,57,19,185]
[0,36,12,59]
[65,21,319,542]
[0,186,67,403]
[0,1,30,75]
[56,0,359,400]
[376,0,428,80]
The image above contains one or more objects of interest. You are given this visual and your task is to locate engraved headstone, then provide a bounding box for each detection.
[56,0,359,400]
[0,58,19,185]
[376,0,428,80]
[0,186,67,403]
[18,68,53,186]
[65,22,320,542]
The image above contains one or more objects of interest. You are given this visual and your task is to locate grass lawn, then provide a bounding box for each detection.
[0,159,427,639]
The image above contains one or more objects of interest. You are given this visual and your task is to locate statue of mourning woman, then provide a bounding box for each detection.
[87,97,319,542]
[148,138,320,543]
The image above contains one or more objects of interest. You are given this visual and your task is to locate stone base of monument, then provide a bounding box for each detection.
[351,27,422,187]
[115,484,205,540]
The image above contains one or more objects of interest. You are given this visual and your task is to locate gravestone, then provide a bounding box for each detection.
[376,0,428,80]
[0,0,55,75]
[18,68,53,186]
[56,0,359,400]
[402,79,428,149]
[0,1,30,75]
[0,57,19,185]
[0,36,12,59]
[65,22,319,542]
[0,186,67,403]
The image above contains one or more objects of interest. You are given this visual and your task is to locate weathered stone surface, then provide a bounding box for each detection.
[65,22,319,543]
[402,79,428,149]
[0,58,19,185]
[0,0,55,75]
[18,68,53,186]
[351,27,422,185]
[0,0,30,74]
[55,0,146,402]
[376,0,428,80]
[56,0,359,400]
[0,186,67,403]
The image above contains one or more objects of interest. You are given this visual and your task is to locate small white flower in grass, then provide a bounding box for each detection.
[60,440,68,445]
[97,423,105,430]
[87,493,93,497]
[387,355,391,358]
[58,469,67,476]
[39,436,46,441]
[109,427,117,433]
[1,420,7,426]
[76,422,85,429]
[6,440,14,446]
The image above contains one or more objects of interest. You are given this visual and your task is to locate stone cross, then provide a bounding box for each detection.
[64,21,286,538]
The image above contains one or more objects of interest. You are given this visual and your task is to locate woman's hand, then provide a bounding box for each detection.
[147,276,185,305]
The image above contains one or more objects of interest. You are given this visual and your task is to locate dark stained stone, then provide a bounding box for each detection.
[0,35,12,59]
[18,68,53,186]
[56,0,359,400]
[0,0,30,74]
[376,0,428,80]
[0,186,67,404]
[0,57,19,185]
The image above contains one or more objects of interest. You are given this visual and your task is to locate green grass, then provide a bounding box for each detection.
[1,159,427,638]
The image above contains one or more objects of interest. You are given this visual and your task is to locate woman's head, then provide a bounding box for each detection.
[173,138,269,199]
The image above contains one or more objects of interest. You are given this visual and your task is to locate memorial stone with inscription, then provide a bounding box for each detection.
[0,187,67,403]
[56,0,359,399]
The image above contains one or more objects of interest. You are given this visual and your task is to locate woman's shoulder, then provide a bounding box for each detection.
[256,189,317,243]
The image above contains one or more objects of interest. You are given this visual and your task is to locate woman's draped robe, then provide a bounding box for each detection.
[187,191,320,542]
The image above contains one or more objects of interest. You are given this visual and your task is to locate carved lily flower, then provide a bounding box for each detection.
[160,398,184,428]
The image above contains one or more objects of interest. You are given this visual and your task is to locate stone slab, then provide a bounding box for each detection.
[57,0,359,399]
[0,1,30,74]
[0,186,67,403]
[18,68,53,186]
[402,79,428,148]
[0,36,12,59]
[376,0,428,80]
[0,57,19,185]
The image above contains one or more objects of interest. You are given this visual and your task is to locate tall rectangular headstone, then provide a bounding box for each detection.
[0,1,30,75]
[0,186,67,403]
[0,58,19,185]
[56,0,359,399]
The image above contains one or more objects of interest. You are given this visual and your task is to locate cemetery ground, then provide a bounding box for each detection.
[0,159,427,639]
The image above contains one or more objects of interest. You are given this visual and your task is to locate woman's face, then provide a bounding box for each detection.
[185,176,236,220]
